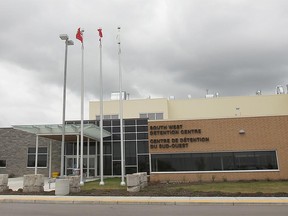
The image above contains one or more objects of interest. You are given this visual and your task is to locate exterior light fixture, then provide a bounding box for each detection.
[239,129,245,134]
[59,34,69,40]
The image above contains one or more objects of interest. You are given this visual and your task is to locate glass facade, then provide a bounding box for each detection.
[151,151,278,172]
[102,118,149,175]
[65,118,149,176]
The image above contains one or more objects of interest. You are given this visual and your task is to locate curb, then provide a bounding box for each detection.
[1,196,288,205]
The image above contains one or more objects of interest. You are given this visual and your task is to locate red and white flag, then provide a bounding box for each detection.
[76,27,83,43]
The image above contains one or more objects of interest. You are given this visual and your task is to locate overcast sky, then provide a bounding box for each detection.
[1,0,288,127]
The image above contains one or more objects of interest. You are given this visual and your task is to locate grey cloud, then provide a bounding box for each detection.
[1,0,288,126]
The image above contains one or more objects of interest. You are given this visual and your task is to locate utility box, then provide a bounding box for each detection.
[55,179,70,196]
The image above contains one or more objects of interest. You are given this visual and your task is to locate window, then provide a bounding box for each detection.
[137,125,148,132]
[113,142,121,160]
[137,119,148,125]
[65,143,74,155]
[112,126,120,133]
[125,141,136,165]
[103,156,112,175]
[138,155,149,173]
[89,142,96,155]
[97,156,112,175]
[113,120,120,126]
[27,147,48,168]
[126,167,137,174]
[103,142,112,154]
[139,112,164,120]
[125,133,136,140]
[96,114,119,120]
[103,120,112,126]
[137,140,149,153]
[0,160,6,168]
[103,126,112,132]
[125,126,136,133]
[137,133,148,140]
[155,113,164,120]
[139,113,147,119]
[124,119,135,126]
[148,113,155,120]
[113,161,121,175]
[151,151,278,172]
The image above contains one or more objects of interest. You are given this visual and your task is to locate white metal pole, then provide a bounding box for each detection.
[87,138,90,178]
[49,140,52,189]
[99,36,105,185]
[80,30,85,185]
[49,140,52,179]
[95,141,98,177]
[76,134,79,168]
[118,27,126,186]
[35,135,39,175]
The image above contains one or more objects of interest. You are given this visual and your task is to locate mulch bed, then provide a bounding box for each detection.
[1,183,288,197]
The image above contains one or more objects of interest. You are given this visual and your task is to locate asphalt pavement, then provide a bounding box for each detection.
[2,177,288,206]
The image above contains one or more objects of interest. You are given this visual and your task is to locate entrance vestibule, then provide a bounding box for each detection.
[65,139,98,178]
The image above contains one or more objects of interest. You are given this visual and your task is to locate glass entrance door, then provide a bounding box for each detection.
[65,156,96,177]
[65,156,77,176]
[83,157,96,177]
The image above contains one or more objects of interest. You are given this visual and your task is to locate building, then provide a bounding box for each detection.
[1,93,288,182]
[149,116,287,182]
[89,94,288,120]
[89,93,288,182]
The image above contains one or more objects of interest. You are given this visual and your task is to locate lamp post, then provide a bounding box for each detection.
[59,34,74,176]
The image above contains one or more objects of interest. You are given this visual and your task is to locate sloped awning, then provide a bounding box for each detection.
[13,124,111,142]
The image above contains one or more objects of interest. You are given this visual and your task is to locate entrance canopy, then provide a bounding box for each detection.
[13,124,111,142]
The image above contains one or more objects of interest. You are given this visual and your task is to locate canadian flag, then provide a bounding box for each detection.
[98,28,103,38]
[76,27,83,43]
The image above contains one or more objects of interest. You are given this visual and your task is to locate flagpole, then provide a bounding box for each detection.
[118,27,126,186]
[80,29,85,186]
[99,31,104,186]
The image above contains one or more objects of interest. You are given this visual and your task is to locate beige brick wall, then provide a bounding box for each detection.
[149,115,288,182]
[89,94,288,120]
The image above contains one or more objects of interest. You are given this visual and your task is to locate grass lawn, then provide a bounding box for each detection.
[82,178,125,190]
[81,178,288,195]
[169,181,288,194]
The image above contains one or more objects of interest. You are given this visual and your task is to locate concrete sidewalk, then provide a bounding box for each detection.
[0,195,288,205]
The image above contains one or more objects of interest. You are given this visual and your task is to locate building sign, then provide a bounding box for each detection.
[149,124,209,149]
